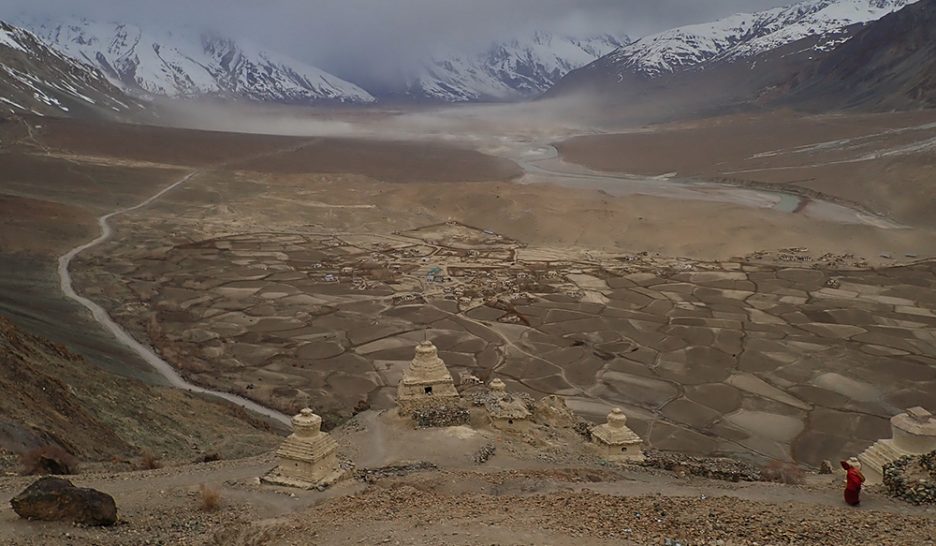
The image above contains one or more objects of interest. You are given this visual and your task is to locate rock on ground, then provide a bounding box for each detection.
[10,477,117,526]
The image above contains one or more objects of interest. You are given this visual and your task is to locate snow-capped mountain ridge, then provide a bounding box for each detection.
[394,32,628,102]
[601,0,919,78]
[22,18,375,104]
[1,20,143,117]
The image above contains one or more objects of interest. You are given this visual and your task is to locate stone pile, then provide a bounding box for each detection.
[473,443,496,464]
[883,449,936,505]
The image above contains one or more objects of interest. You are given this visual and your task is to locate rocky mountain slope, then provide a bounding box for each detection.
[0,315,280,469]
[0,21,144,118]
[788,0,936,109]
[371,32,627,102]
[21,18,375,105]
[550,0,918,99]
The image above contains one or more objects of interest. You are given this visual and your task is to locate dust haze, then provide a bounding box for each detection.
[154,96,634,146]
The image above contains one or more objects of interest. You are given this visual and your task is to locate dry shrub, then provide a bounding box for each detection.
[137,450,163,470]
[19,445,79,476]
[198,484,222,512]
[352,399,371,415]
[195,452,221,464]
[761,460,805,485]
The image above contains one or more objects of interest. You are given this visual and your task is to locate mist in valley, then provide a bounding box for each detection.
[152,96,633,148]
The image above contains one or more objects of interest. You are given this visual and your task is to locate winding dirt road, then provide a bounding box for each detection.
[56,170,293,427]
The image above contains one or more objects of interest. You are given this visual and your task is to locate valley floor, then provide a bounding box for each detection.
[557,110,936,230]
[1,106,935,545]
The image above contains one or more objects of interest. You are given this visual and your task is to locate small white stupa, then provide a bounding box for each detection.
[590,408,645,462]
[396,340,459,415]
[263,408,343,489]
[857,407,936,484]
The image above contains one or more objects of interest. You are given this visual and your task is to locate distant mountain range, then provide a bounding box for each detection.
[384,32,628,102]
[563,0,917,81]
[20,18,376,105]
[10,18,627,106]
[0,21,143,118]
[549,0,922,109]
[3,0,934,118]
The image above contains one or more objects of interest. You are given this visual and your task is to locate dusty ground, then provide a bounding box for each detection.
[2,410,935,546]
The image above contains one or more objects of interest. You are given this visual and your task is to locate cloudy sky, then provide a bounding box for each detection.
[9,0,796,80]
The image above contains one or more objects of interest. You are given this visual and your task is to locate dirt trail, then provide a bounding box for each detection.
[52,138,339,428]
[55,168,292,427]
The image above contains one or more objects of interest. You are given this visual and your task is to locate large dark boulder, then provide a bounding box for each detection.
[10,477,117,526]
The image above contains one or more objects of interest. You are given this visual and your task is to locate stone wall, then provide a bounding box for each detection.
[643,450,762,482]
[398,395,462,417]
[412,407,470,428]
[884,450,936,505]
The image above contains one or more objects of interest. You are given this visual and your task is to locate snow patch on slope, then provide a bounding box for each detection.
[1,20,140,116]
[0,25,28,53]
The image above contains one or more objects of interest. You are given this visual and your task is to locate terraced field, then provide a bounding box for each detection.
[76,221,936,466]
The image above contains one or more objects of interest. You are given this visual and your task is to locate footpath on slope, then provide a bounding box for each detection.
[52,137,335,427]
[2,410,934,546]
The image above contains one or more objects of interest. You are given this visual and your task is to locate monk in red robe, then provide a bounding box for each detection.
[841,457,865,506]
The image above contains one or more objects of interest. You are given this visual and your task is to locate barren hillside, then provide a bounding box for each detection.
[0,315,281,471]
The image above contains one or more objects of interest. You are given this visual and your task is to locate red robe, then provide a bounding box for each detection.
[841,462,865,506]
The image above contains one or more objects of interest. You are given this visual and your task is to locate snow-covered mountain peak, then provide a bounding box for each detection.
[1,19,145,117]
[391,32,628,102]
[0,22,29,53]
[20,17,375,104]
[603,0,919,78]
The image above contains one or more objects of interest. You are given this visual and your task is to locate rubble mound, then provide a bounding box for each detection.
[884,450,936,505]
[467,389,534,411]
[532,395,579,428]
[643,450,762,482]
[10,476,117,526]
